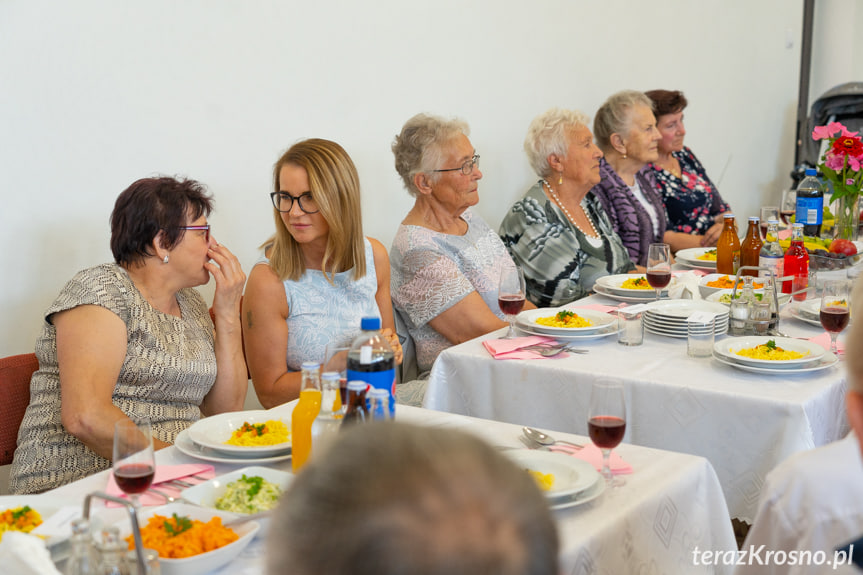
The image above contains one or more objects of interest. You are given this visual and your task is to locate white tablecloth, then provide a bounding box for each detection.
[425,294,850,522]
[47,404,736,574]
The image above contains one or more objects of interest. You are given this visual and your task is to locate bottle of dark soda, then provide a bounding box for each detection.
[341,380,368,427]
[794,168,823,237]
[346,317,396,418]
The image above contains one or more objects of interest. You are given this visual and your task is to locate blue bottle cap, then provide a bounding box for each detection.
[361,317,381,330]
[805,168,817,176]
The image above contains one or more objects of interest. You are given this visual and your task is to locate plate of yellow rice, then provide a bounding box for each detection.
[505,450,600,501]
[594,274,677,298]
[516,307,616,335]
[713,337,825,369]
[187,411,292,457]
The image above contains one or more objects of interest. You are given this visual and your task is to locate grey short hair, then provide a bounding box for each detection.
[524,108,591,178]
[268,421,559,575]
[846,277,863,392]
[593,90,654,152]
[392,113,470,196]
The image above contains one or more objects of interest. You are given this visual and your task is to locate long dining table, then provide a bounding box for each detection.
[424,292,850,522]
[44,403,737,574]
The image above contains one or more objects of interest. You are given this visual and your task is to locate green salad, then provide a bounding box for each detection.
[214,474,283,514]
[718,292,764,304]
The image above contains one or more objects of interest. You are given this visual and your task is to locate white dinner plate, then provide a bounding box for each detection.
[642,321,728,339]
[550,474,607,511]
[593,284,668,302]
[676,247,717,269]
[515,319,620,341]
[643,310,729,327]
[644,299,729,319]
[186,410,291,457]
[713,336,825,368]
[515,308,617,335]
[504,450,601,501]
[115,503,259,575]
[0,495,76,547]
[594,274,674,297]
[796,298,822,320]
[789,307,824,327]
[175,429,293,465]
[712,351,839,374]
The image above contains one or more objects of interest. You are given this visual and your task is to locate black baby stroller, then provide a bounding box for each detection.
[792,81,863,187]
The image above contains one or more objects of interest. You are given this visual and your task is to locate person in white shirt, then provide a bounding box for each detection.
[736,278,863,574]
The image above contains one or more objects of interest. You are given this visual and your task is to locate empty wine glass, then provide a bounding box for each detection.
[820,280,850,354]
[112,419,155,508]
[498,264,526,339]
[588,379,627,487]
[646,243,672,301]
[780,189,797,226]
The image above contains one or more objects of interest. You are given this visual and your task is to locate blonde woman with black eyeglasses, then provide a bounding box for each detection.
[242,138,402,408]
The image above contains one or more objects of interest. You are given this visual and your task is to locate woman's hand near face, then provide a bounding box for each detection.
[55,306,170,459]
[200,242,248,415]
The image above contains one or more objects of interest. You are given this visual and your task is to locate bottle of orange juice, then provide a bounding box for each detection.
[716,213,740,275]
[292,362,321,472]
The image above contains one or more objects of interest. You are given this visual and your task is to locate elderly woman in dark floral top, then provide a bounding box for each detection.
[646,89,730,246]
[590,90,704,267]
[500,108,635,307]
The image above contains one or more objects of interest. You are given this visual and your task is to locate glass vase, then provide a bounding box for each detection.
[834,194,860,241]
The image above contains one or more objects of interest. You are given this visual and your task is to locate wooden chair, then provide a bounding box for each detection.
[0,353,37,466]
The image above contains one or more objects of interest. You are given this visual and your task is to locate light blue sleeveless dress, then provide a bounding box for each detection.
[254,238,381,371]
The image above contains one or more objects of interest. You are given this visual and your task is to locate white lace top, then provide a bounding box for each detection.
[390,209,510,375]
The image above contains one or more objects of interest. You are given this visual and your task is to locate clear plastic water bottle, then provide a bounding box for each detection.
[759,219,784,281]
[366,388,393,421]
[794,168,824,237]
[346,317,396,418]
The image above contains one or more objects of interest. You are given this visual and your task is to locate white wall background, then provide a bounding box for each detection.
[0,0,835,356]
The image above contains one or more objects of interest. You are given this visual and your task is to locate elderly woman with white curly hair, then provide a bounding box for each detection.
[500,108,635,307]
[390,113,531,378]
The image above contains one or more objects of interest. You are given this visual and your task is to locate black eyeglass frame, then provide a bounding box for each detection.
[431,154,480,176]
[270,191,320,214]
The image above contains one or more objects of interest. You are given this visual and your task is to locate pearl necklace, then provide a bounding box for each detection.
[541,179,599,238]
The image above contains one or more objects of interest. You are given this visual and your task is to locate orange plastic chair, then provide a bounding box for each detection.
[0,353,37,466]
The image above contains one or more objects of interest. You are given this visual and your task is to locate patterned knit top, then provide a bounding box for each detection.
[10,263,216,494]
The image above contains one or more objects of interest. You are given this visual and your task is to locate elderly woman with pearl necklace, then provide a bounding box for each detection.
[499,107,635,307]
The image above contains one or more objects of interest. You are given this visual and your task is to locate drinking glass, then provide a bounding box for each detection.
[498,264,526,339]
[760,206,779,238]
[588,379,627,487]
[112,419,155,508]
[820,280,850,354]
[780,189,797,226]
[323,343,350,410]
[646,243,672,301]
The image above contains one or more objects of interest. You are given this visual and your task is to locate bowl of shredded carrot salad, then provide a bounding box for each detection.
[120,503,259,575]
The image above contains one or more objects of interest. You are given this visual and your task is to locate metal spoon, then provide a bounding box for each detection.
[522,426,583,448]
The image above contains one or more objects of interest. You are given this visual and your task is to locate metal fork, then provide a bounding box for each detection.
[520,344,589,356]
[146,486,178,502]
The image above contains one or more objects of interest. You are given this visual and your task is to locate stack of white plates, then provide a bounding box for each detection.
[593,274,678,303]
[789,298,823,327]
[712,336,838,374]
[675,247,717,270]
[505,450,606,510]
[176,410,293,464]
[643,300,729,338]
[515,307,619,341]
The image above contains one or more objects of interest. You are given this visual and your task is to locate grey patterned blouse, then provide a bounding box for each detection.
[500,182,635,307]
[10,264,217,494]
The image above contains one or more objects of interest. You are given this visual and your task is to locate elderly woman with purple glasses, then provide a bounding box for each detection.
[10,176,247,494]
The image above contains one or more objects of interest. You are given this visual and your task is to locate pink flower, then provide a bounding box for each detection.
[849,156,861,172]
[825,154,846,171]
[849,178,857,186]
[812,121,859,140]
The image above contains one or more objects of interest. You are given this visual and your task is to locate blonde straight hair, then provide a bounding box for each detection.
[268,138,365,283]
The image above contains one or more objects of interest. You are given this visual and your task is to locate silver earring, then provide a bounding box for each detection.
[163,255,169,264]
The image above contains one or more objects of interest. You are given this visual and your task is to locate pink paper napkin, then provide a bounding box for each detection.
[482,336,564,360]
[105,463,215,507]
[675,269,707,277]
[777,228,793,240]
[808,332,846,354]
[546,443,633,475]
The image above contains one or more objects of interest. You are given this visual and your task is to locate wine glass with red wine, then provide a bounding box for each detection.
[498,264,526,339]
[819,280,850,354]
[646,243,672,301]
[112,419,155,507]
[588,379,627,487]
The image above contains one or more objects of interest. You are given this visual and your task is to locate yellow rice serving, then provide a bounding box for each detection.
[535,310,592,328]
[225,420,290,447]
[0,506,43,542]
[527,470,555,491]
[696,249,717,261]
[734,340,807,361]
[620,277,652,290]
